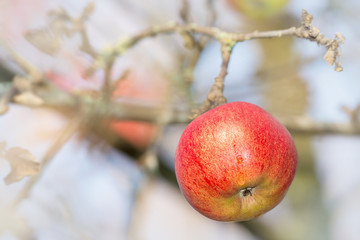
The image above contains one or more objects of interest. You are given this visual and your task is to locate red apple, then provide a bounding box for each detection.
[110,121,158,149]
[175,102,297,221]
[110,71,168,149]
[46,57,167,149]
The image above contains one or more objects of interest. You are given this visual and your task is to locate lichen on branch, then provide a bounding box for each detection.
[190,41,233,119]
[294,9,344,72]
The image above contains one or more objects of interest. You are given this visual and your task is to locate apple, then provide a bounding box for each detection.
[175,101,297,221]
[226,0,289,20]
[110,121,158,149]
[110,71,168,149]
[46,56,167,149]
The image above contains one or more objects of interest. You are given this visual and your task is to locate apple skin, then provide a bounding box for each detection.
[175,102,297,221]
[226,0,289,20]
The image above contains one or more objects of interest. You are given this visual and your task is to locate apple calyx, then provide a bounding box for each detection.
[239,187,254,197]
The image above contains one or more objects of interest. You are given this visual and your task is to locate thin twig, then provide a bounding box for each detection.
[78,26,97,58]
[205,0,217,26]
[190,42,233,118]
[0,40,43,83]
[278,115,360,135]
[109,69,130,94]
[341,104,360,128]
[197,0,217,50]
[12,116,81,207]
[77,2,97,57]
[106,10,342,60]
[179,0,190,23]
[2,80,357,135]
[88,10,343,117]
[101,58,116,102]
[2,9,347,134]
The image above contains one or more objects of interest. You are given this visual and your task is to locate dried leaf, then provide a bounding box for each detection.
[49,18,72,37]
[4,147,40,185]
[335,62,343,72]
[14,91,44,107]
[335,32,346,44]
[47,7,68,19]
[323,49,336,66]
[25,28,61,55]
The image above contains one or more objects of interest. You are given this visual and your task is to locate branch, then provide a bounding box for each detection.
[2,73,357,136]
[101,57,116,102]
[295,10,344,72]
[196,0,217,50]
[190,42,233,118]
[278,115,360,135]
[21,82,360,136]
[89,10,343,116]
[0,41,43,83]
[205,0,217,27]
[179,0,190,23]
[341,104,360,128]
[25,2,97,57]
[97,10,342,64]
[12,116,81,207]
[75,2,97,57]
[1,8,347,135]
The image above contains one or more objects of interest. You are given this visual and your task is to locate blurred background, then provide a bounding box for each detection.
[0,0,359,239]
